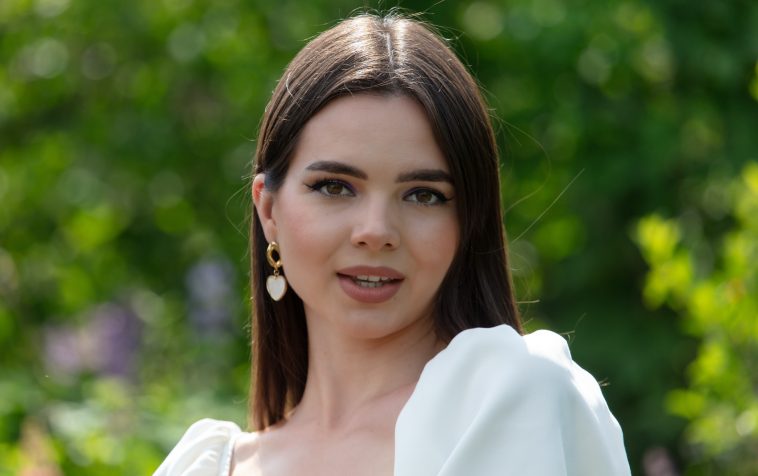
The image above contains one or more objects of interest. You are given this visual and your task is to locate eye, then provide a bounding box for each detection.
[307,179,354,197]
[405,188,449,206]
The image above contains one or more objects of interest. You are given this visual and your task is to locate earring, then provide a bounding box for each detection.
[266,241,287,301]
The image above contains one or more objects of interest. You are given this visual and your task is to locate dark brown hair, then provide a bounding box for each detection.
[249,13,522,430]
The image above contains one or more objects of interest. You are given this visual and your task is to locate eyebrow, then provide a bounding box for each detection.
[305,160,453,184]
[305,161,367,179]
[396,169,453,183]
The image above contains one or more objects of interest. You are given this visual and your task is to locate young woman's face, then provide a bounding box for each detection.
[255,94,459,339]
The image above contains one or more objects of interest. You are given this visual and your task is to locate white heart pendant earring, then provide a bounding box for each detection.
[266,241,288,301]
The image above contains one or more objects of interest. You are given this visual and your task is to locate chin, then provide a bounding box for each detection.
[339,314,404,340]
[337,309,433,342]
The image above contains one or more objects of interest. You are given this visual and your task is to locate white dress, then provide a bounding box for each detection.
[154,325,631,475]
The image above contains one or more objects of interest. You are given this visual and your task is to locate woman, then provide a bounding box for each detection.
[155,13,631,476]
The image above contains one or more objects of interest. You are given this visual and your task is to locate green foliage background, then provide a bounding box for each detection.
[1,0,756,474]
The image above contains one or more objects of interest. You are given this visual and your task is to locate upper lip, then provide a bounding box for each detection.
[336,265,405,280]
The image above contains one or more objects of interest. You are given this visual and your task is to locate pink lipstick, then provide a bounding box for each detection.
[336,266,404,304]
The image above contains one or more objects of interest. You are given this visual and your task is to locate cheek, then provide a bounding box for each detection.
[273,197,342,279]
[407,213,459,274]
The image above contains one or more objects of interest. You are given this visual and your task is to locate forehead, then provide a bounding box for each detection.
[289,94,449,174]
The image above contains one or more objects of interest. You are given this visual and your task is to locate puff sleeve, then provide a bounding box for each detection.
[394,325,631,476]
[153,418,242,476]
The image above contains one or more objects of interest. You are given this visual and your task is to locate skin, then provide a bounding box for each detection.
[234,94,459,475]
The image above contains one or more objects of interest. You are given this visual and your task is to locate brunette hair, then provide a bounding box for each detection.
[249,13,522,430]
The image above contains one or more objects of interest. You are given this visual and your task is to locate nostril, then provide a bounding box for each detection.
[350,211,400,250]
[353,235,399,250]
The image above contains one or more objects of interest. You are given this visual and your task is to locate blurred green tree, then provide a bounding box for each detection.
[1,0,756,473]
[636,163,758,474]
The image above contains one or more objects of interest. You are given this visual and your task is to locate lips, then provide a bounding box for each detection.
[336,266,405,303]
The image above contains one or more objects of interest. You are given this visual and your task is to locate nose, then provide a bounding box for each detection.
[350,197,400,251]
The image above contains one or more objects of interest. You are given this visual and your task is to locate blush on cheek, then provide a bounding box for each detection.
[274,199,343,302]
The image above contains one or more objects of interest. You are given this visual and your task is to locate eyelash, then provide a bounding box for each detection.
[404,187,451,206]
[305,179,451,206]
[306,179,355,197]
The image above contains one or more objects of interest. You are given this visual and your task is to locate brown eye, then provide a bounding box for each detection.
[416,190,434,203]
[405,188,447,206]
[309,179,354,197]
[325,183,345,195]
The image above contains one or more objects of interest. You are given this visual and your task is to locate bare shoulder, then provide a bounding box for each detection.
[230,431,263,476]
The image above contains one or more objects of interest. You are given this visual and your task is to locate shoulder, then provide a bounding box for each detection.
[431,325,621,427]
[421,325,578,396]
[153,419,243,476]
[395,325,631,476]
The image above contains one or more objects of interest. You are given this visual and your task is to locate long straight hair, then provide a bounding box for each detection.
[249,13,522,430]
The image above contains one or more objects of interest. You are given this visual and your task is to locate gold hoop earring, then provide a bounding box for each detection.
[266,241,287,301]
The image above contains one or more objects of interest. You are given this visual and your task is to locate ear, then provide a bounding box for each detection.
[252,174,277,243]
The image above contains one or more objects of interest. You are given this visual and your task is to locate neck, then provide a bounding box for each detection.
[288,313,443,433]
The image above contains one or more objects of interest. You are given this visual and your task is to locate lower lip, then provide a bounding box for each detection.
[337,274,403,304]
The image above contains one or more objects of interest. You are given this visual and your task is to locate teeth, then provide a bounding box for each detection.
[356,281,384,288]
[352,275,393,287]
[355,275,392,282]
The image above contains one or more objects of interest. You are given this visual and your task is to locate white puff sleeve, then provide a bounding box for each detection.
[153,418,242,476]
[394,325,631,476]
